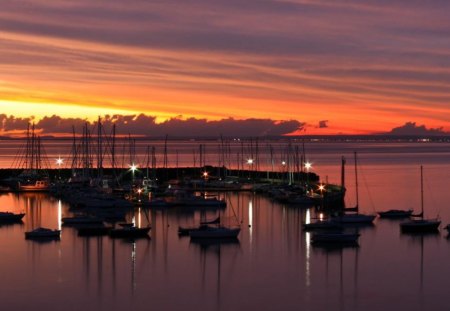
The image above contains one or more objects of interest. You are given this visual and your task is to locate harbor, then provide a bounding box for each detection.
[0,138,450,311]
[3,0,450,309]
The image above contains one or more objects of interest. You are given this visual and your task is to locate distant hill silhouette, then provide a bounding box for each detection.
[385,122,448,136]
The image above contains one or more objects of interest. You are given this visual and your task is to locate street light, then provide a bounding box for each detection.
[202,171,209,180]
[318,183,325,194]
[281,161,287,182]
[247,159,254,179]
[56,156,63,180]
[56,157,64,166]
[304,161,312,171]
[129,163,138,183]
[304,161,312,189]
[318,183,325,208]
[137,188,142,203]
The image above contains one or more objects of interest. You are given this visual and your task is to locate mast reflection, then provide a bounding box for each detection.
[190,237,241,309]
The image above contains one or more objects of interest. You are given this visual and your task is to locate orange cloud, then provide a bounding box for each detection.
[1,1,450,134]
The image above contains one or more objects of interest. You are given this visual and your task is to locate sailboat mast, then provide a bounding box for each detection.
[341,156,346,191]
[420,165,424,218]
[97,116,103,179]
[354,151,359,208]
[111,124,116,171]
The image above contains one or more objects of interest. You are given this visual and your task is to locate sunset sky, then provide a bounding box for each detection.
[1,0,450,135]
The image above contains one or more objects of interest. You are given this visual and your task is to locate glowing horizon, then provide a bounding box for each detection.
[1,1,450,135]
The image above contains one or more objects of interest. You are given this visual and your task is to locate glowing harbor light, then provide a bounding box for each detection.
[281,161,286,166]
[56,157,64,180]
[129,163,138,172]
[56,157,64,166]
[129,163,138,183]
[304,162,312,171]
[247,159,254,165]
[202,171,209,178]
[318,184,325,192]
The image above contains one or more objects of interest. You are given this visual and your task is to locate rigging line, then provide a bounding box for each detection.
[423,173,440,216]
[226,194,241,225]
[359,164,376,212]
[11,142,26,169]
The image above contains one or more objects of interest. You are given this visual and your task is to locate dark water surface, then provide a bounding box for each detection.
[1,141,450,310]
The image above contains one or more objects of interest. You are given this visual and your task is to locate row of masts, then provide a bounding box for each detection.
[13,119,321,185]
[12,124,50,175]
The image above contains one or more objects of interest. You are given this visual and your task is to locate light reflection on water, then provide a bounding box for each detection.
[0,143,449,310]
[0,190,448,311]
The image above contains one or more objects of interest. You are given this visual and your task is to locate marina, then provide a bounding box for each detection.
[3,1,450,309]
[0,139,449,310]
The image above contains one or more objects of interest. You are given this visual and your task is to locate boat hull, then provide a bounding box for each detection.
[25,228,61,239]
[0,212,25,223]
[78,226,112,236]
[312,233,360,243]
[62,216,103,225]
[109,227,151,238]
[400,220,440,233]
[378,210,413,218]
[333,214,376,224]
[303,221,342,231]
[189,227,240,239]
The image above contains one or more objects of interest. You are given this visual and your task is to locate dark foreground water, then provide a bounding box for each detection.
[1,141,450,311]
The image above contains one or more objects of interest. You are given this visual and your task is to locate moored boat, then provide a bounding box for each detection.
[189,226,241,239]
[378,209,413,218]
[303,220,342,231]
[109,223,151,238]
[62,215,103,225]
[0,211,25,223]
[400,166,440,233]
[18,180,50,192]
[400,166,441,233]
[172,191,227,207]
[332,213,376,224]
[25,227,61,239]
[77,224,112,236]
[311,232,360,244]
[400,219,440,233]
[334,152,376,225]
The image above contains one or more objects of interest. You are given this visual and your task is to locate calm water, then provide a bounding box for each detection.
[1,141,450,311]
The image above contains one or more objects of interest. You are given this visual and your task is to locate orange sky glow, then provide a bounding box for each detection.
[1,1,449,136]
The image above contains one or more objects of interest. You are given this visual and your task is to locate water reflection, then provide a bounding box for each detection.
[401,233,440,290]
[1,186,450,310]
[190,237,241,310]
[248,199,253,248]
[305,209,311,288]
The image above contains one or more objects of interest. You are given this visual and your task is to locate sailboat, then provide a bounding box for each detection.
[188,197,241,239]
[311,231,360,244]
[400,166,440,233]
[377,209,413,218]
[14,124,50,192]
[188,213,241,239]
[332,152,376,224]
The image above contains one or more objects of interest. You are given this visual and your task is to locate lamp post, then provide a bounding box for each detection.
[130,163,138,184]
[318,183,325,209]
[304,161,312,191]
[56,157,63,181]
[247,158,254,179]
[137,188,142,203]
[318,183,325,196]
[281,161,286,182]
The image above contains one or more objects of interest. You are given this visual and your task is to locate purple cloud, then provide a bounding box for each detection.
[0,114,303,137]
[386,122,448,136]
